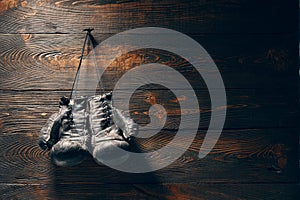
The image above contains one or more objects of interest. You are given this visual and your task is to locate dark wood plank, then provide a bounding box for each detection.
[0,0,297,34]
[0,183,299,200]
[0,128,298,184]
[0,89,298,135]
[0,33,298,90]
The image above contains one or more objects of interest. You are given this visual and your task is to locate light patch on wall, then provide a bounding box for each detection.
[0,0,27,13]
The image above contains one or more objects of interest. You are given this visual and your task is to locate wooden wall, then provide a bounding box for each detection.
[0,0,299,199]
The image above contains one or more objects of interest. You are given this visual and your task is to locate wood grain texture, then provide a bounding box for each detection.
[0,33,298,90]
[0,89,298,136]
[0,183,299,200]
[0,0,298,198]
[0,129,298,184]
[0,0,297,34]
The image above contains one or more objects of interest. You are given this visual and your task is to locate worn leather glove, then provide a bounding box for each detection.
[39,96,89,166]
[86,92,137,166]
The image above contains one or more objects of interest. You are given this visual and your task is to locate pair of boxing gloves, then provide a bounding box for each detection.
[38,92,138,167]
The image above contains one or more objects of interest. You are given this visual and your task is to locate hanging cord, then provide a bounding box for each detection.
[70,28,94,99]
[87,31,104,95]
